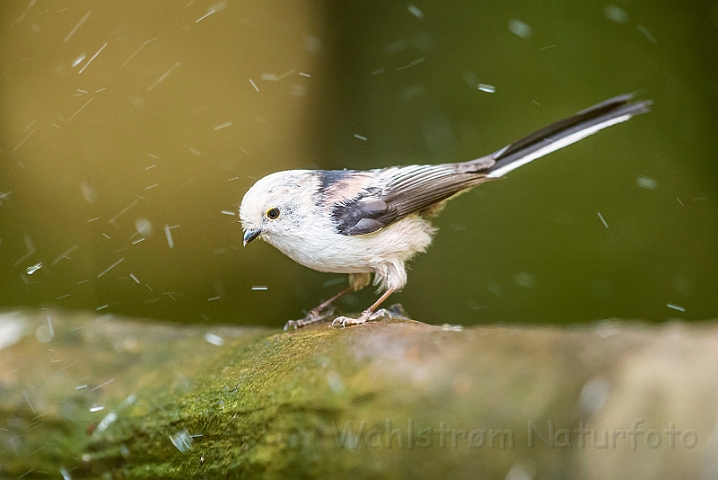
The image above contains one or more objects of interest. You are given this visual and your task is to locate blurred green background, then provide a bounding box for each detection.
[0,0,716,327]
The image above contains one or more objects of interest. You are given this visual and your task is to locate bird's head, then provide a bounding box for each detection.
[239,170,315,247]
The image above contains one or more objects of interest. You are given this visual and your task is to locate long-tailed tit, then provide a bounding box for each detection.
[240,94,651,329]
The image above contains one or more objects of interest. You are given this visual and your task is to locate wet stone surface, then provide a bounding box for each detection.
[1,310,717,479]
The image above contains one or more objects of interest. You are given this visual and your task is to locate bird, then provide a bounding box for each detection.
[240,93,651,329]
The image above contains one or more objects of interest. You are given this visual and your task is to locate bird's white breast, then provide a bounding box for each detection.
[262,213,436,275]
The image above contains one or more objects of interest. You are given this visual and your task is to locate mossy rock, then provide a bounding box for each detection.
[1,311,716,479]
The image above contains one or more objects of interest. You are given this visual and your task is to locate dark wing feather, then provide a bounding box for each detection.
[331,164,491,235]
[382,164,491,218]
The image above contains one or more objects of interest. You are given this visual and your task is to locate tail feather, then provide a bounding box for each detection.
[483,94,652,178]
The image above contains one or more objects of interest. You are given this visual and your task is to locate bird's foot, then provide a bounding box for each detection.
[330,315,364,328]
[331,308,392,328]
[284,307,336,331]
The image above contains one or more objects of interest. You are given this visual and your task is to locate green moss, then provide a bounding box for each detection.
[3,314,713,479]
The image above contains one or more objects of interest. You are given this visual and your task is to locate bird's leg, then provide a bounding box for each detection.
[332,287,396,328]
[284,285,354,331]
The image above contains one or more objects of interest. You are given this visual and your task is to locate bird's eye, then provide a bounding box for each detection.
[266,207,280,219]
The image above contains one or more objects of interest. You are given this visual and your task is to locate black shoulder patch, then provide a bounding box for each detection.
[331,191,395,235]
[320,170,352,190]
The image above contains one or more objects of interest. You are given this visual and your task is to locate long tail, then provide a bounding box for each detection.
[484,93,652,178]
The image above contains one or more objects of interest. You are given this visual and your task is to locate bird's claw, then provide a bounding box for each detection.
[330,316,363,328]
[283,319,301,331]
[370,308,393,321]
[331,309,391,328]
[284,308,335,331]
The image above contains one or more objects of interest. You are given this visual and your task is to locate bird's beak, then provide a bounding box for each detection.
[243,228,261,246]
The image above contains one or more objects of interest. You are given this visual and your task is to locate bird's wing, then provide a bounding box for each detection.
[328,163,493,236]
